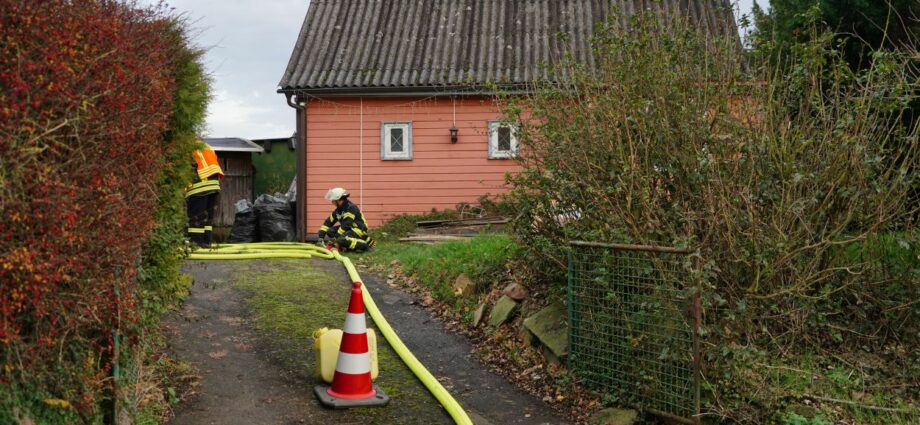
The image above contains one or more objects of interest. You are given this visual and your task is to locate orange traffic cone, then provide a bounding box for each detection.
[314,281,390,408]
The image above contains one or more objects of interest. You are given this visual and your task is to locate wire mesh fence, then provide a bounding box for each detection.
[567,241,701,424]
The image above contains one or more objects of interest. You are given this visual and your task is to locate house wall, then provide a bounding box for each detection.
[304,96,519,228]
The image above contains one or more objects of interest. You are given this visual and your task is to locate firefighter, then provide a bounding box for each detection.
[317,187,375,252]
[186,142,223,247]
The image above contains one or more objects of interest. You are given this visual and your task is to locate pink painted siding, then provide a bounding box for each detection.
[304,96,519,228]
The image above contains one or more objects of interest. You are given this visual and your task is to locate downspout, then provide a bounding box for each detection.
[285,92,307,242]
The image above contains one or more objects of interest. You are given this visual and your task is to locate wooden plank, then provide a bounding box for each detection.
[306,178,505,187]
[214,176,252,227]
[307,150,504,160]
[305,165,517,175]
[308,112,503,123]
[219,152,253,176]
[307,143,497,153]
[316,188,506,197]
[416,217,508,228]
[307,128,496,139]
[308,174,508,183]
[304,158,517,168]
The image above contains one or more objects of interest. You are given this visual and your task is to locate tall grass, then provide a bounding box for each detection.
[365,235,520,302]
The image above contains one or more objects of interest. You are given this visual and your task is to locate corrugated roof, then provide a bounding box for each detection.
[279,0,739,92]
[202,138,265,153]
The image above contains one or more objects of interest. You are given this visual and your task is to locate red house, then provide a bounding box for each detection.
[278,0,737,240]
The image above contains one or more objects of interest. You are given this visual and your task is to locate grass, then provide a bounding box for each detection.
[230,259,448,424]
[362,235,521,303]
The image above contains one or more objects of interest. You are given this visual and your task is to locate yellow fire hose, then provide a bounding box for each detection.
[188,242,473,425]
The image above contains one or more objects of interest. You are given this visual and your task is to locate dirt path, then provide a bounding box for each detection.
[166,259,567,425]
[314,259,568,425]
[165,261,359,425]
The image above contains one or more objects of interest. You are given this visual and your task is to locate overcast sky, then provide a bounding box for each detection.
[150,0,765,139]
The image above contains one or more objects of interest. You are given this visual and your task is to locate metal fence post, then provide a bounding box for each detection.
[567,249,574,370]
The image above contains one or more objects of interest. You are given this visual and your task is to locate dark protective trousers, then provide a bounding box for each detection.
[187,191,219,247]
[326,225,371,252]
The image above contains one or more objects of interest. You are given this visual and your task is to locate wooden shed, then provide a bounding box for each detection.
[202,137,264,227]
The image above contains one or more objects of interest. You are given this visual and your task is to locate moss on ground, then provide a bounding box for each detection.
[231,259,448,424]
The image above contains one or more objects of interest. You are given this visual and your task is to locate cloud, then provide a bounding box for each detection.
[140,0,307,139]
[205,90,293,139]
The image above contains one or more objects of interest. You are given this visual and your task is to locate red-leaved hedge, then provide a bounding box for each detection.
[1,0,187,418]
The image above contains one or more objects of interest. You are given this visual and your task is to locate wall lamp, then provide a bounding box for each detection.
[449,126,458,143]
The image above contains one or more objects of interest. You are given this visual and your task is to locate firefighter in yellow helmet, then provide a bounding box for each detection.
[186,142,223,247]
[317,187,375,252]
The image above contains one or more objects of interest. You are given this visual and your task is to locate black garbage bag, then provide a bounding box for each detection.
[254,194,295,242]
[228,199,259,243]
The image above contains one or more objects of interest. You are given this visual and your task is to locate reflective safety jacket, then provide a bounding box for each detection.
[193,144,224,181]
[318,199,369,240]
[186,144,223,198]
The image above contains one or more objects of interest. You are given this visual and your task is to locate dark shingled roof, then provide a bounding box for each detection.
[278,0,739,93]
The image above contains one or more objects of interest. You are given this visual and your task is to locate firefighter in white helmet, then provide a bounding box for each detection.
[317,187,375,251]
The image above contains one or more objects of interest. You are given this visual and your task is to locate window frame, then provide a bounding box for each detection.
[380,121,413,160]
[488,120,519,159]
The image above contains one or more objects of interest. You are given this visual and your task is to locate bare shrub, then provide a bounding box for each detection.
[502,13,920,421]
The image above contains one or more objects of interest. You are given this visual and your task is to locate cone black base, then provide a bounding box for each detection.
[314,384,390,409]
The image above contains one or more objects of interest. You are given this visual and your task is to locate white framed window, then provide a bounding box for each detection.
[488,121,518,159]
[381,122,412,160]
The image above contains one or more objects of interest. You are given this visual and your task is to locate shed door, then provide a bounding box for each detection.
[214,153,253,227]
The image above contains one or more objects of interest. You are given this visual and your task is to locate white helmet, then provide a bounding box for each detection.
[324,187,349,201]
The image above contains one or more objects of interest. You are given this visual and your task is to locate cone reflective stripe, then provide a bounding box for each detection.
[327,282,376,400]
[333,352,372,375]
[343,312,368,335]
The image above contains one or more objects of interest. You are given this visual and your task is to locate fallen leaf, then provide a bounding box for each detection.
[219,316,244,326]
[42,399,71,409]
[208,350,228,359]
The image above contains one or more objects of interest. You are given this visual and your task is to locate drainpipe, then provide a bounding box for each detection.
[285,92,307,242]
